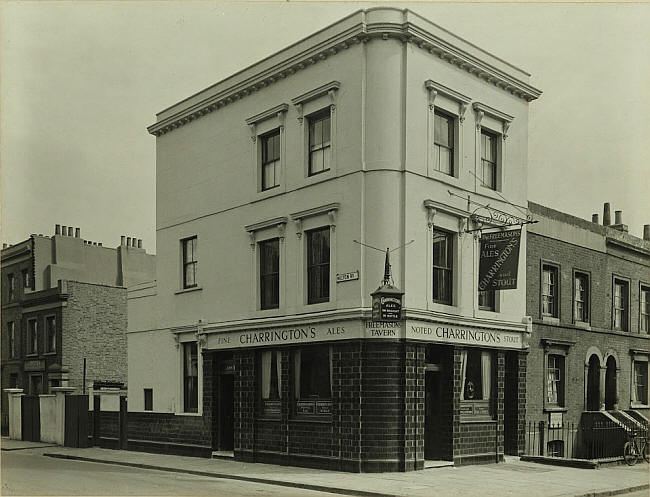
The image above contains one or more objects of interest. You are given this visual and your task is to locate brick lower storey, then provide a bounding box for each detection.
[118,340,526,472]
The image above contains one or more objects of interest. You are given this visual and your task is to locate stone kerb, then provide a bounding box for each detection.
[4,388,24,440]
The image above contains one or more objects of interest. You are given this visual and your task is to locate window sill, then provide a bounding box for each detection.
[630,403,649,409]
[544,406,568,413]
[175,411,203,417]
[25,353,38,358]
[542,316,560,325]
[460,417,496,424]
[175,286,203,295]
[42,351,57,356]
[428,169,460,185]
[574,321,591,330]
[289,416,332,424]
[254,185,284,202]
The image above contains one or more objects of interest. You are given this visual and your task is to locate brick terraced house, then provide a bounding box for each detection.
[128,8,542,471]
[1,227,155,434]
[526,202,649,457]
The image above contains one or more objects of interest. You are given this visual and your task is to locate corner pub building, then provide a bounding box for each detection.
[128,8,541,471]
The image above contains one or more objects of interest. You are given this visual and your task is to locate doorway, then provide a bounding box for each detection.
[424,368,442,460]
[214,354,234,452]
[605,356,617,410]
[586,355,600,411]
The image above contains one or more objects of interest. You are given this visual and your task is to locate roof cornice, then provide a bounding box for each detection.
[148,10,541,138]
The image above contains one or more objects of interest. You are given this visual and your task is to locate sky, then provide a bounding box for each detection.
[2,1,649,252]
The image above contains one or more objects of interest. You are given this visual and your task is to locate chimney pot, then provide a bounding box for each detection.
[132,237,137,247]
[75,228,80,238]
[644,225,650,241]
[121,235,126,246]
[2,243,7,249]
[67,227,73,236]
[98,243,102,247]
[62,225,67,236]
[614,210,623,225]
[603,203,611,226]
[55,224,61,235]
[126,237,131,247]
[591,214,599,224]
[137,239,142,249]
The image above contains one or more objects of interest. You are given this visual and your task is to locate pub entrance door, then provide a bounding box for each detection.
[424,366,442,460]
[213,353,234,452]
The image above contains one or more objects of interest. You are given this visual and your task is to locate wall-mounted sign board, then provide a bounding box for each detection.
[336,271,359,283]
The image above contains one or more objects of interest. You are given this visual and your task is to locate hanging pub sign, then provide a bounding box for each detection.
[478,228,521,291]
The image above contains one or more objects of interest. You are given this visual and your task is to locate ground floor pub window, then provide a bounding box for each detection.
[294,345,332,415]
[459,349,494,418]
[260,350,282,416]
[632,359,648,406]
[183,342,198,413]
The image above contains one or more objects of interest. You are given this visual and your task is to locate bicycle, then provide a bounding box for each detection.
[623,429,649,466]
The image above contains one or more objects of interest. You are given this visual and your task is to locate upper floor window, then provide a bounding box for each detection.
[640,285,649,334]
[27,319,38,355]
[261,130,280,191]
[573,272,589,323]
[541,264,558,318]
[480,130,497,190]
[183,342,198,413]
[7,273,15,302]
[46,316,56,353]
[433,230,453,305]
[307,227,330,304]
[181,237,198,289]
[22,269,30,290]
[433,111,454,176]
[308,111,331,176]
[613,278,629,331]
[259,238,279,310]
[8,321,16,359]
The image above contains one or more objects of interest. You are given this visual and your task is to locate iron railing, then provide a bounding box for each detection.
[524,420,648,460]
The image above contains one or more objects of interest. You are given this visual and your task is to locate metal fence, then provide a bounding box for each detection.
[524,420,647,460]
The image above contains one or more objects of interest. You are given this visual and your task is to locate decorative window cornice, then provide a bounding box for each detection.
[291,81,340,106]
[473,102,514,138]
[541,338,576,350]
[245,217,288,246]
[425,80,471,121]
[290,203,340,237]
[423,199,470,230]
[147,11,541,137]
[245,104,288,127]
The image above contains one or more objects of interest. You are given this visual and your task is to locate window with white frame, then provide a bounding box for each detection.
[433,110,454,176]
[480,130,497,190]
[294,345,332,416]
[45,316,56,353]
[306,227,330,304]
[478,290,496,311]
[632,358,648,406]
[181,236,198,289]
[259,238,280,310]
[308,111,331,176]
[22,269,30,290]
[613,278,629,331]
[183,342,198,413]
[261,130,281,191]
[7,273,15,302]
[640,285,649,334]
[546,355,565,407]
[433,230,453,305]
[27,318,37,355]
[260,349,281,417]
[541,264,559,318]
[573,271,589,323]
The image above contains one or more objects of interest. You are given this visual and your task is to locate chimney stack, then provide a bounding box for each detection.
[75,228,80,238]
[614,210,623,225]
[591,214,599,224]
[55,224,61,235]
[67,226,73,237]
[644,225,650,241]
[137,239,142,249]
[98,243,102,247]
[121,235,126,246]
[603,203,611,226]
[62,225,67,236]
[2,243,7,249]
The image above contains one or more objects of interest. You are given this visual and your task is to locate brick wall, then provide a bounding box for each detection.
[62,281,127,391]
[526,231,650,428]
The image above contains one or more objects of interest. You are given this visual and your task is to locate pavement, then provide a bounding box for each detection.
[2,437,649,497]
